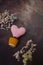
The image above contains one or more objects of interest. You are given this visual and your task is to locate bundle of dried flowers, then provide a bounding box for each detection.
[13,40,36,65]
[0,10,17,30]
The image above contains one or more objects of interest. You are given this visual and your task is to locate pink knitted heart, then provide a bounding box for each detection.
[11,25,26,38]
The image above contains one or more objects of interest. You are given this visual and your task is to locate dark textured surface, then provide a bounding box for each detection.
[0,0,43,65]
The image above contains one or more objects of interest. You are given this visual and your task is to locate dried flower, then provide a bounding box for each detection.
[13,40,37,65]
[13,51,20,61]
[22,50,32,65]
[0,10,17,30]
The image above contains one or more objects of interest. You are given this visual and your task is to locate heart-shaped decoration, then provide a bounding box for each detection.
[11,25,26,38]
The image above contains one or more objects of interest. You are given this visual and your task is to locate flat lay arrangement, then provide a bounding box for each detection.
[0,10,37,65]
[0,0,43,65]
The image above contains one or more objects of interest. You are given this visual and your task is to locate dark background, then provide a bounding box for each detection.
[0,0,43,65]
